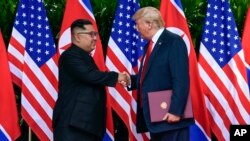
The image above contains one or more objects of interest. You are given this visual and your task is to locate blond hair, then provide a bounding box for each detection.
[133,6,165,29]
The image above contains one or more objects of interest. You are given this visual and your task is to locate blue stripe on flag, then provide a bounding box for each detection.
[190,124,208,141]
[0,130,8,141]
[81,0,93,13]
[174,0,183,10]
[246,68,250,90]
[103,133,113,141]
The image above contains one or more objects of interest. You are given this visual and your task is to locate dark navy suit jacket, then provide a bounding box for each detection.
[52,44,118,138]
[130,29,194,133]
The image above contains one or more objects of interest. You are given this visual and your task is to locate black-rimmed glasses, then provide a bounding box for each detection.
[77,31,98,38]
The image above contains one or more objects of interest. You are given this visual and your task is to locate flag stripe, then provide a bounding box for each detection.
[205,97,228,141]
[199,44,250,123]
[199,64,234,125]
[106,52,130,74]
[21,106,51,141]
[8,62,22,87]
[78,0,95,20]
[22,71,54,115]
[24,57,57,104]
[106,57,138,123]
[0,125,11,141]
[109,91,145,141]
[22,88,52,128]
[8,56,23,83]
[199,56,246,125]
[40,60,58,93]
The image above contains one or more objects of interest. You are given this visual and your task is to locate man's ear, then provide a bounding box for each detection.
[148,22,152,30]
[74,34,81,42]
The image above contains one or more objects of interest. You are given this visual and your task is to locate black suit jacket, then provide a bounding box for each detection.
[130,29,194,133]
[52,44,118,137]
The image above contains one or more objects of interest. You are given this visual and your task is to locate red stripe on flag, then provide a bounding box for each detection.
[40,61,58,91]
[206,105,226,141]
[22,86,52,130]
[7,54,23,86]
[106,47,129,72]
[109,95,138,141]
[199,54,248,124]
[23,65,56,108]
[200,80,232,127]
[9,37,25,55]
[21,107,51,141]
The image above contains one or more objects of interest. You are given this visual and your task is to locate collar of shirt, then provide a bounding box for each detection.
[150,28,164,50]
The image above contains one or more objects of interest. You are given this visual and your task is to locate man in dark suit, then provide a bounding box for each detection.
[52,19,129,141]
[128,7,194,141]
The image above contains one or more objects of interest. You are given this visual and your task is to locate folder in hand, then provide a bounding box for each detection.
[148,90,193,122]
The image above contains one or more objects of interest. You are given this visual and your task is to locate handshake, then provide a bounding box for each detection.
[118,72,131,87]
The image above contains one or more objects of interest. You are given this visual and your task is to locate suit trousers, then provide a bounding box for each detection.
[54,126,102,141]
[150,127,189,141]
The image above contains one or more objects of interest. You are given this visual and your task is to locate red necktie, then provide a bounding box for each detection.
[139,40,153,107]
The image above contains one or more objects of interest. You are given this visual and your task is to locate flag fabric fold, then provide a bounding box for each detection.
[159,0,211,140]
[242,6,250,86]
[198,0,250,140]
[7,0,58,140]
[0,31,20,141]
[105,0,150,140]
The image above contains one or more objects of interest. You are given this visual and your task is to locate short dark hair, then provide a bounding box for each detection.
[70,19,92,33]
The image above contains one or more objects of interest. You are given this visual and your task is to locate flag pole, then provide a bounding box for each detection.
[29,127,32,141]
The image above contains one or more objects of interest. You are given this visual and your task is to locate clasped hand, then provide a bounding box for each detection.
[118,72,130,87]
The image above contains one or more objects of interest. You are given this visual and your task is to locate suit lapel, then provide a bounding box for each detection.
[143,30,168,79]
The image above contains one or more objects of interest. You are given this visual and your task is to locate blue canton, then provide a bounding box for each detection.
[111,0,147,67]
[201,0,242,67]
[14,0,56,67]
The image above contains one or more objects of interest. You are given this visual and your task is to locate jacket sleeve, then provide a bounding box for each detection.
[168,35,190,116]
[60,51,118,87]
[127,74,138,90]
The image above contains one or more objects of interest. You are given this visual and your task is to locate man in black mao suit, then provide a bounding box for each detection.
[52,19,128,141]
[129,7,194,141]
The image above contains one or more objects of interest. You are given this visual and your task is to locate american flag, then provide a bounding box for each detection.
[0,31,20,141]
[198,0,250,140]
[105,0,150,140]
[7,0,58,140]
[159,0,211,140]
